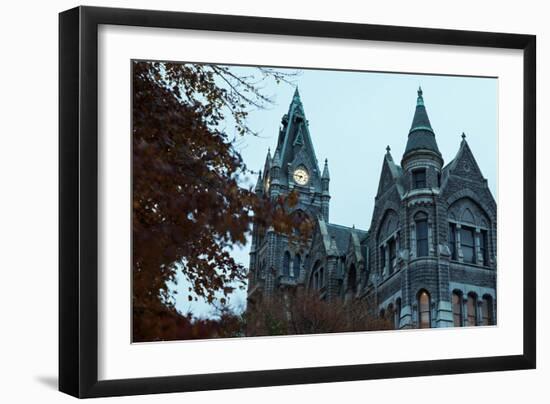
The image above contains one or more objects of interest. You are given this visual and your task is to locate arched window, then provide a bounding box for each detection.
[467,293,478,326]
[379,309,386,319]
[452,291,463,327]
[348,264,357,293]
[319,267,324,288]
[293,254,301,278]
[482,295,494,325]
[282,251,291,277]
[448,197,495,266]
[415,212,429,257]
[418,290,431,328]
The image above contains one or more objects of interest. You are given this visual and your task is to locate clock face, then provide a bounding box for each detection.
[293,167,309,186]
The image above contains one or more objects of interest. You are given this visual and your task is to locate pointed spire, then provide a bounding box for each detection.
[272,148,281,168]
[293,86,301,102]
[254,170,263,192]
[409,86,433,134]
[404,86,441,158]
[322,158,330,180]
[264,148,272,168]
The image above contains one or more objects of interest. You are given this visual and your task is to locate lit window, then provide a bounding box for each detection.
[418,290,431,328]
[467,293,477,326]
[413,169,427,189]
[452,291,463,327]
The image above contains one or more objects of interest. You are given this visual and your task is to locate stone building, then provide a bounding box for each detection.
[247,87,497,329]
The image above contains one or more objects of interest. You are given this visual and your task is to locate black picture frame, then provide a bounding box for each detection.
[59,5,536,398]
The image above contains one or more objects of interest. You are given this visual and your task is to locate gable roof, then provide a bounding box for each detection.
[376,151,405,198]
[442,136,486,187]
[325,223,368,256]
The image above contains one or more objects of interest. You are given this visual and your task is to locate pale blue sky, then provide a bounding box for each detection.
[173,66,497,318]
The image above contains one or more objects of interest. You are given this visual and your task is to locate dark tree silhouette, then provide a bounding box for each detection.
[132,61,305,341]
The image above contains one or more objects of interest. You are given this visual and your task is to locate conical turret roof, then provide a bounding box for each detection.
[404,87,441,157]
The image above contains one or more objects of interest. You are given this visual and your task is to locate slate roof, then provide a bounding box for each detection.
[325,223,368,255]
[404,87,441,156]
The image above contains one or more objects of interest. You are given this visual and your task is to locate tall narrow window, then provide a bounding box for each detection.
[416,217,429,257]
[395,298,402,329]
[282,251,290,277]
[480,230,489,266]
[310,261,320,290]
[452,291,463,327]
[388,238,396,274]
[461,227,476,264]
[482,295,494,325]
[418,290,431,328]
[449,223,457,260]
[293,254,301,278]
[319,267,324,288]
[467,293,477,326]
[413,169,427,189]
[380,245,386,271]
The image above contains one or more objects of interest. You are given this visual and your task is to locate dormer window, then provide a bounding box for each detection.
[412,169,427,189]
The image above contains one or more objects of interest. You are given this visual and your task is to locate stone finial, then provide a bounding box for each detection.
[386,145,391,154]
[461,132,466,141]
[255,170,263,192]
[416,86,424,106]
[322,158,330,180]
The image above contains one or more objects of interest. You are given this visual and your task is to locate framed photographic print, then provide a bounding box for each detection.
[59,6,536,398]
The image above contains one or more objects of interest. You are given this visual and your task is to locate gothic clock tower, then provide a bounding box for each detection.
[248,88,330,300]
